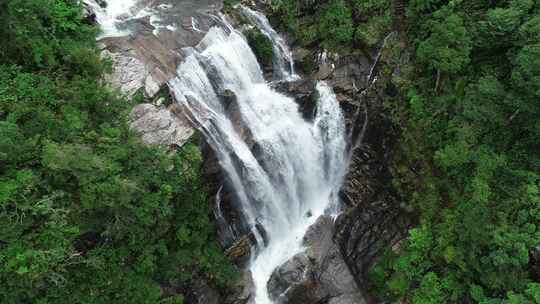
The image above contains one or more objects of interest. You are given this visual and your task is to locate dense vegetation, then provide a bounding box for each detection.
[245,28,274,68]
[269,0,392,51]
[270,0,540,303]
[0,1,234,303]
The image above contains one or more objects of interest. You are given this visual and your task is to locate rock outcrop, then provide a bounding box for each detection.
[268,216,367,304]
[82,3,97,25]
[92,1,414,303]
[339,38,415,291]
[85,0,224,151]
[249,22,413,304]
[97,16,210,97]
[530,246,540,282]
[85,0,224,95]
[130,103,194,146]
[272,79,318,120]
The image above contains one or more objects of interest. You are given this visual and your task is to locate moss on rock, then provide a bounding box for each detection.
[245,28,274,68]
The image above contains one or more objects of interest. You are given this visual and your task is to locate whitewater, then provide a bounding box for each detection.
[168,14,348,303]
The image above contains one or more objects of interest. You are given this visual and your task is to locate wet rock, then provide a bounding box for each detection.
[267,253,311,301]
[267,216,366,304]
[187,279,220,304]
[102,50,147,97]
[225,271,256,304]
[130,103,194,146]
[335,197,411,288]
[331,62,365,93]
[272,79,318,120]
[82,3,97,25]
[334,48,414,292]
[222,89,237,109]
[96,0,107,8]
[320,54,374,94]
[201,140,252,251]
[223,90,256,148]
[530,246,540,281]
[225,235,252,267]
[314,62,334,80]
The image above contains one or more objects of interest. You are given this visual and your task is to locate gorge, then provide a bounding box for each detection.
[82,0,416,303]
[7,0,537,303]
[169,18,349,303]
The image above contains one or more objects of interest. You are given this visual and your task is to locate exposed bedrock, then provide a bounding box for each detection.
[264,78,413,304]
[205,54,414,302]
[92,1,415,302]
[88,0,223,97]
[86,0,225,147]
[130,102,194,146]
[267,216,367,304]
[271,79,318,121]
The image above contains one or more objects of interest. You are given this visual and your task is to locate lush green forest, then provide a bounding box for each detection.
[0,1,234,303]
[270,0,540,303]
[2,0,540,303]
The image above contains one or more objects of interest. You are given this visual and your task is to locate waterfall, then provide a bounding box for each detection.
[84,0,140,37]
[238,5,298,80]
[168,15,347,304]
[85,0,175,38]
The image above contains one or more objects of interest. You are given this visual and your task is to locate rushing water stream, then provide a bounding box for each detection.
[91,1,348,302]
[238,5,297,80]
[169,16,348,304]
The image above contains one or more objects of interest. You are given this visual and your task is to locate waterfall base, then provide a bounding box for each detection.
[267,216,366,304]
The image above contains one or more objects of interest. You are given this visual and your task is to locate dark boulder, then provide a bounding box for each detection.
[82,3,97,25]
[222,90,256,148]
[185,279,220,304]
[96,0,107,8]
[267,216,367,304]
[530,246,540,281]
[201,140,252,251]
[224,271,256,304]
[272,79,318,121]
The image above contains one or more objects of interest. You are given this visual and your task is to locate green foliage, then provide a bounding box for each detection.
[270,1,538,302]
[367,0,540,303]
[351,0,392,46]
[0,0,98,70]
[0,1,235,303]
[245,28,274,67]
[269,0,392,51]
[318,0,354,49]
[416,13,472,73]
[223,0,241,12]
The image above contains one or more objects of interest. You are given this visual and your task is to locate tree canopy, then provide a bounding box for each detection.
[269,0,540,303]
[0,1,235,303]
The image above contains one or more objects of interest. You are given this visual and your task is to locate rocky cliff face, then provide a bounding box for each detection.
[226,5,414,301]
[90,1,413,303]
[267,67,413,304]
[307,40,415,304]
[204,51,413,303]
[267,216,366,304]
[84,0,223,147]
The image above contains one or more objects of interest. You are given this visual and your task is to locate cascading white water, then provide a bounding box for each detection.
[84,0,140,37]
[169,17,347,304]
[85,0,178,38]
[238,5,298,80]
